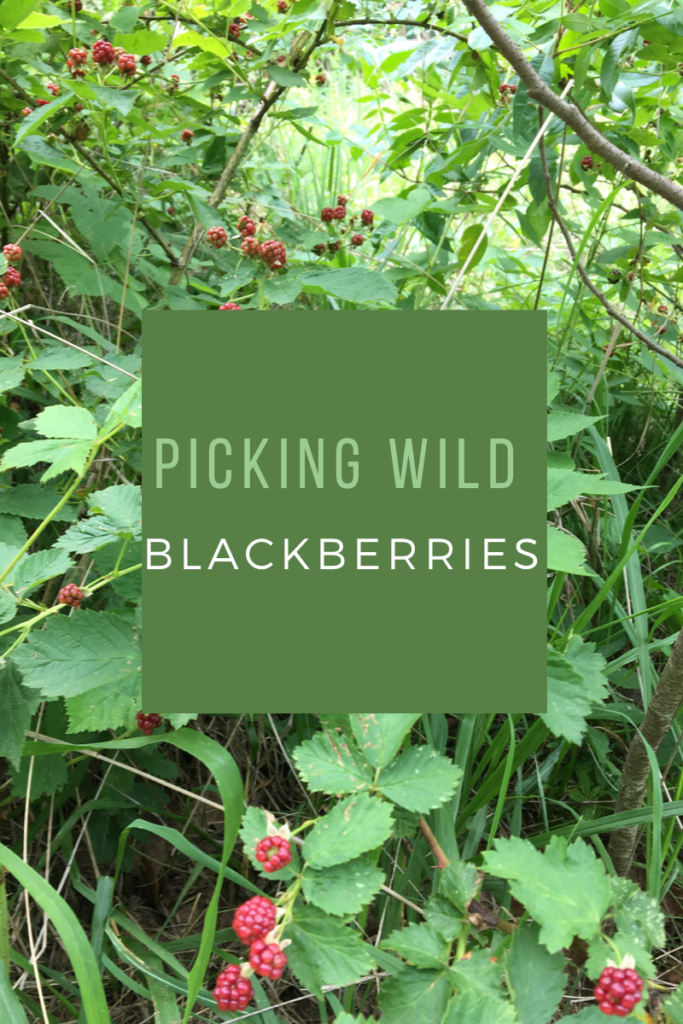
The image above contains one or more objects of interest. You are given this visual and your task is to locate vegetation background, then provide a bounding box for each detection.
[0,0,683,1021]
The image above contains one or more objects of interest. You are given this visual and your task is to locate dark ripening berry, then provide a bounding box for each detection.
[321,206,335,222]
[360,208,374,227]
[3,244,22,264]
[255,835,292,872]
[277,0,289,10]
[351,234,364,247]
[594,966,643,1017]
[276,55,287,65]
[69,47,88,64]
[237,215,256,236]
[328,240,341,253]
[2,268,21,289]
[92,39,115,64]
[167,206,176,215]
[228,21,242,39]
[657,304,668,314]
[118,53,137,76]
[69,0,83,10]
[241,235,261,258]
[213,964,253,1013]
[657,325,667,335]
[232,896,277,944]
[315,73,326,86]
[206,226,228,249]
[141,54,152,65]
[219,302,241,310]
[333,205,347,220]
[499,83,517,94]
[58,583,84,607]
[260,239,287,270]
[337,194,349,206]
[136,712,163,736]
[313,243,326,255]
[181,128,194,144]
[249,939,287,979]
[0,284,9,301]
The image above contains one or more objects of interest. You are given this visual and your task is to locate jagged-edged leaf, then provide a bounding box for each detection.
[443,987,518,1024]
[302,793,394,869]
[288,904,374,996]
[302,857,384,916]
[293,731,373,795]
[547,411,602,442]
[441,859,479,915]
[0,661,41,769]
[379,967,450,1024]
[381,922,450,969]
[507,921,565,1024]
[547,524,592,576]
[0,438,92,481]
[0,484,77,522]
[11,548,73,600]
[302,268,397,304]
[377,745,461,812]
[349,713,421,768]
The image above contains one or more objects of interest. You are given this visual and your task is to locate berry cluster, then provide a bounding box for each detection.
[249,939,287,979]
[206,225,228,249]
[92,39,115,64]
[256,835,292,873]
[594,966,643,1017]
[67,47,88,78]
[260,239,287,271]
[316,198,374,256]
[69,0,83,10]
[213,964,253,1013]
[118,52,137,76]
[499,82,517,95]
[2,268,21,289]
[233,896,276,943]
[136,712,163,735]
[58,583,84,607]
[237,214,256,236]
[315,73,326,86]
[0,284,8,301]
[3,244,22,264]
[228,21,242,39]
[581,154,601,172]
[213,894,288,1011]
[47,82,59,96]
[278,0,289,10]
[181,128,194,144]
[219,302,242,310]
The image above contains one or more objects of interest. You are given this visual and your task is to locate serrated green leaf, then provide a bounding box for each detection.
[349,713,421,768]
[483,836,611,952]
[379,967,450,1024]
[449,948,503,997]
[302,268,397,304]
[11,547,73,599]
[0,357,25,394]
[1,438,92,482]
[663,984,683,1024]
[547,524,591,576]
[547,468,638,511]
[424,893,460,942]
[268,66,306,87]
[14,92,72,146]
[0,587,16,625]
[112,29,168,54]
[66,674,140,733]
[13,610,141,698]
[507,921,565,1024]
[443,987,518,1024]
[302,793,394,868]
[547,411,602,443]
[288,904,374,997]
[32,346,95,370]
[34,405,98,441]
[381,922,450,969]
[172,29,228,57]
[458,224,487,272]
[293,731,373,795]
[0,661,40,770]
[543,649,593,744]
[302,857,384,916]
[378,745,461,812]
[441,858,479,915]
[0,484,77,522]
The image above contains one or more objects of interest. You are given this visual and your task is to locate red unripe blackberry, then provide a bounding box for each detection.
[0,284,9,301]
[581,155,600,172]
[219,302,242,310]
[213,964,253,1013]
[241,235,261,258]
[74,102,84,111]
[277,0,289,10]
[255,835,292,872]
[228,21,242,39]
[657,325,667,335]
[67,60,87,77]
[360,209,374,227]
[3,245,22,264]
[233,896,276,944]
[594,966,643,1017]
[333,205,347,220]
[276,55,287,65]
[136,712,163,735]
[59,583,84,607]
[249,939,287,979]
[207,226,228,249]
[351,233,364,246]
[237,215,256,236]
[47,82,59,96]
[21,107,33,116]
[69,47,88,64]
[118,53,137,76]
[328,240,341,253]
[499,83,517,94]
[337,194,349,206]
[141,54,152,65]
[321,207,335,222]
[260,239,287,270]
[92,40,115,64]
[2,268,21,289]
[657,304,668,314]
[313,243,326,255]
[167,206,176,215]
[36,98,51,106]
[181,128,194,144]
[315,73,326,86]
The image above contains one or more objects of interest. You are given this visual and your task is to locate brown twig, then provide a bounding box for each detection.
[419,817,450,868]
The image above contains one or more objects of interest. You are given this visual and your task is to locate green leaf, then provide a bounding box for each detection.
[0,586,16,625]
[239,806,297,880]
[18,137,80,173]
[443,988,518,1024]
[13,610,141,698]
[0,960,29,1024]
[663,984,683,1024]
[371,189,432,224]
[449,948,503,997]
[507,921,565,1024]
[547,468,638,511]
[302,793,394,868]
[0,356,25,394]
[458,224,487,272]
[483,836,611,952]
[424,893,460,942]
[381,922,451,969]
[66,675,140,733]
[172,29,228,57]
[349,713,421,768]
[547,411,602,442]
[302,857,384,916]
[563,636,609,703]
[268,66,307,87]
[112,29,168,54]
[32,346,95,370]
[293,730,373,795]
[547,369,560,404]
[0,0,39,31]
[543,643,607,744]
[377,745,462,812]
[0,484,77,522]
[0,438,92,482]
[547,524,591,576]
[57,485,141,554]
[379,967,450,1024]
[11,547,73,599]
[287,904,374,996]
[0,842,112,1024]
[441,859,479,915]
[85,83,140,118]
[14,92,72,145]
[109,379,142,429]
[0,661,40,770]
[302,268,397,304]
